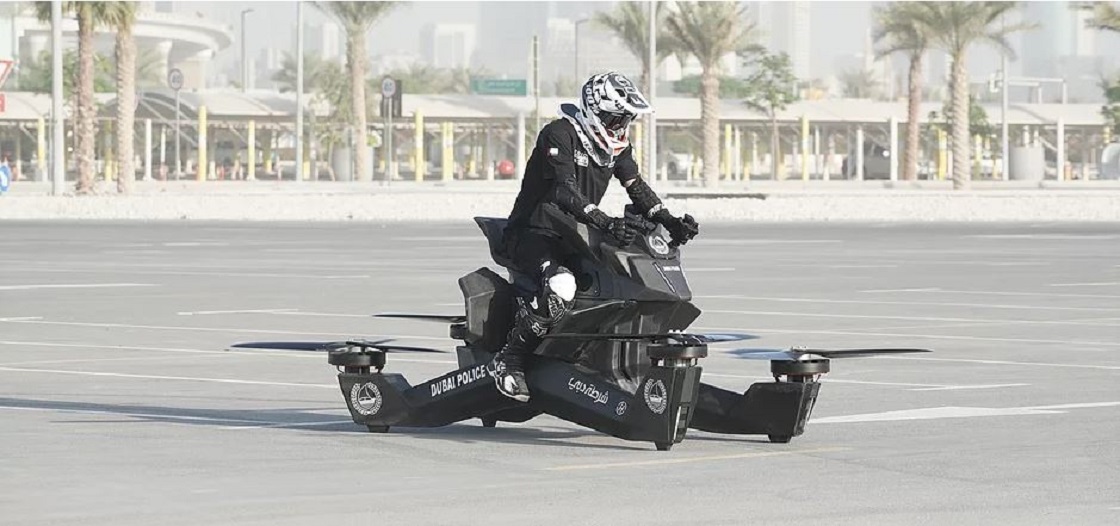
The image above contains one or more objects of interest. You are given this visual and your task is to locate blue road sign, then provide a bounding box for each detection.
[0,164,11,194]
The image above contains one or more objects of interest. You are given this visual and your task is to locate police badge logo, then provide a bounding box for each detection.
[350,382,383,416]
[643,379,667,415]
[648,234,670,256]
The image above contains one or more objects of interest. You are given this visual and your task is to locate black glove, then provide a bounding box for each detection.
[654,211,699,247]
[589,209,640,247]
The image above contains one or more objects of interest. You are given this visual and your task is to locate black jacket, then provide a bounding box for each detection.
[507,118,640,235]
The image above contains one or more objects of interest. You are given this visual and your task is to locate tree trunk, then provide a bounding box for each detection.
[116,23,136,194]
[770,114,780,180]
[349,32,369,182]
[76,11,95,193]
[700,69,719,187]
[904,52,923,182]
[950,50,969,190]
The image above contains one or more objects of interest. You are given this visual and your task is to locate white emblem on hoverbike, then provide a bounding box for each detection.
[648,234,670,256]
[350,382,383,416]
[643,379,668,415]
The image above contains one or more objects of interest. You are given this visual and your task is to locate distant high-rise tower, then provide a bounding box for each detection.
[420,23,477,70]
[308,22,342,64]
[768,1,811,79]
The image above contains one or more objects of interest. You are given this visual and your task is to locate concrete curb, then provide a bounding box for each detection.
[3,190,1119,222]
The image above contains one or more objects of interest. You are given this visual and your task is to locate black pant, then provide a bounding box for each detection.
[503,228,576,298]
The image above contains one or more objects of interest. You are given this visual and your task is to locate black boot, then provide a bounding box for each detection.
[488,346,530,402]
[487,298,550,403]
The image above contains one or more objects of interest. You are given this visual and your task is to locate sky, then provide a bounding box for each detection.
[175,0,1119,96]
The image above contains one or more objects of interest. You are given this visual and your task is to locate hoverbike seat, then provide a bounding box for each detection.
[473,217,515,270]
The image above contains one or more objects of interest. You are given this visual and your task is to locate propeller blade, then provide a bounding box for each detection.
[229,340,448,354]
[375,313,466,324]
[730,347,931,360]
[730,350,809,361]
[545,332,756,344]
[231,341,335,351]
[802,348,932,358]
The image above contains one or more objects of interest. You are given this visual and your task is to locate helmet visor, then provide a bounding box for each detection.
[600,111,634,132]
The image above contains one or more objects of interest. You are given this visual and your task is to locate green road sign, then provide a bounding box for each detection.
[470,79,528,96]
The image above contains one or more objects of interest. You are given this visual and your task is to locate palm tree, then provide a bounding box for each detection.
[874,2,936,182]
[1077,2,1120,32]
[593,1,674,97]
[665,2,757,187]
[918,2,1032,189]
[103,2,137,194]
[316,1,397,183]
[35,2,111,193]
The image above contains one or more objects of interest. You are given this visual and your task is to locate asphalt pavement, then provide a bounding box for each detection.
[1,221,1117,525]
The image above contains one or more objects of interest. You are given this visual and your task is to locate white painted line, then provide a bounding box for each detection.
[0,405,275,425]
[695,294,1120,313]
[225,419,356,430]
[812,400,1120,424]
[695,239,842,245]
[908,383,1030,392]
[0,318,449,341]
[1025,401,1120,411]
[812,406,1063,424]
[0,317,44,322]
[706,308,1011,324]
[271,311,372,318]
[861,288,1120,300]
[1048,282,1120,287]
[545,447,849,471]
[964,234,1119,240]
[0,340,457,365]
[0,365,337,388]
[824,265,898,269]
[16,268,370,280]
[704,371,1026,391]
[704,372,949,389]
[877,356,1120,371]
[178,308,298,316]
[0,283,157,291]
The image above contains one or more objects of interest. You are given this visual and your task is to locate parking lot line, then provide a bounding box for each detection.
[0,365,338,388]
[545,447,849,471]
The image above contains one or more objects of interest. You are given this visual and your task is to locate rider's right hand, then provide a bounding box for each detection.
[588,208,644,247]
[603,217,639,247]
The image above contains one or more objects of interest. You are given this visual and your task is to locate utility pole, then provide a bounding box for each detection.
[295,1,304,183]
[647,0,657,181]
[50,0,63,195]
[1000,14,1009,180]
[532,35,540,133]
[240,9,254,92]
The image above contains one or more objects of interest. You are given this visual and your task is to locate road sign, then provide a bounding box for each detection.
[381,77,397,98]
[0,164,11,193]
[471,79,528,96]
[380,78,402,119]
[168,68,184,91]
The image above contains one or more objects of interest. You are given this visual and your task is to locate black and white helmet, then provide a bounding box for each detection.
[579,72,652,155]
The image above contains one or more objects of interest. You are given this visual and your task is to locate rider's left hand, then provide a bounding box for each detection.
[660,213,699,247]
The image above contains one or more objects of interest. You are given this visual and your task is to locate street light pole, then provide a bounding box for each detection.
[1000,14,1008,180]
[295,2,304,183]
[647,0,657,182]
[240,8,254,92]
[50,0,64,195]
[574,18,590,83]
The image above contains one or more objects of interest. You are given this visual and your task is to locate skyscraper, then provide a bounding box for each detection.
[420,23,477,70]
[768,1,811,79]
